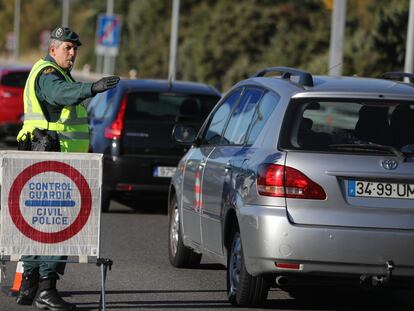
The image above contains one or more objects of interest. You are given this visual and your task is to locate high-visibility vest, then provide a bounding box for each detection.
[17,59,90,152]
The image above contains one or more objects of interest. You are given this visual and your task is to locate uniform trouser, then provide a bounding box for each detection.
[18,129,65,278]
[21,256,67,277]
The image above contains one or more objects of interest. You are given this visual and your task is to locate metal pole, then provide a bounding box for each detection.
[100,264,106,311]
[168,0,180,81]
[13,0,20,61]
[96,55,103,74]
[328,0,347,76]
[405,0,414,73]
[62,0,69,27]
[103,0,114,75]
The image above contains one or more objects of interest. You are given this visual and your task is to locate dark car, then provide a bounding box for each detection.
[87,78,221,212]
[0,65,30,141]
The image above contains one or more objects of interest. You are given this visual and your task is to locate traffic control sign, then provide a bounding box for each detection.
[8,161,91,244]
[0,151,102,258]
[96,14,122,56]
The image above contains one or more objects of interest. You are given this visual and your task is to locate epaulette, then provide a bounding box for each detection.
[42,67,56,75]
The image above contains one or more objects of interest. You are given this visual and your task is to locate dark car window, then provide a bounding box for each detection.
[202,89,242,145]
[1,71,29,88]
[222,88,264,145]
[125,92,218,122]
[280,99,414,153]
[246,91,279,145]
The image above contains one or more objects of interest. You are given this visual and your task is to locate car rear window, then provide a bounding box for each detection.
[1,71,29,88]
[125,92,219,122]
[280,99,414,154]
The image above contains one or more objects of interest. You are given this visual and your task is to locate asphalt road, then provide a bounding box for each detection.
[0,142,413,310]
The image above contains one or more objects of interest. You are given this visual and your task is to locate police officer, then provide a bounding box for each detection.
[16,27,120,310]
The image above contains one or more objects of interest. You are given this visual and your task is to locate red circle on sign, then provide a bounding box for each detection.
[8,161,92,244]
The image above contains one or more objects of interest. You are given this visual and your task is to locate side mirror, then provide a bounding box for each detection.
[172,124,197,144]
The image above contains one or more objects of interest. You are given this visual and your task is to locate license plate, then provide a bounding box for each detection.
[348,180,414,199]
[153,166,176,178]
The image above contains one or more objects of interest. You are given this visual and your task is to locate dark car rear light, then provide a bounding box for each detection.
[116,183,133,191]
[104,94,128,139]
[257,164,326,200]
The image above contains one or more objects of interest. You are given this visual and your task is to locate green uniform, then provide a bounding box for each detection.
[18,55,94,278]
[17,54,93,151]
[37,55,92,115]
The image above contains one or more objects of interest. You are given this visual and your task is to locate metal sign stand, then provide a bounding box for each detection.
[97,258,113,311]
[0,152,106,309]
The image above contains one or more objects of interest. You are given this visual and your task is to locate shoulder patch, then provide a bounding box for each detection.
[42,67,56,75]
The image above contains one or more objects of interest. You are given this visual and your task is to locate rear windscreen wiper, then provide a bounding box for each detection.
[328,143,407,162]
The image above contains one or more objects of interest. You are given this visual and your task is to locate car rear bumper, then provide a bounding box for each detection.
[102,154,178,194]
[239,205,414,280]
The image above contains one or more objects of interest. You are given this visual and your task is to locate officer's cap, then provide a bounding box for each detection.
[50,27,82,46]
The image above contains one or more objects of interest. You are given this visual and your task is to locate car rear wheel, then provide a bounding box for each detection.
[227,228,269,307]
[168,196,202,267]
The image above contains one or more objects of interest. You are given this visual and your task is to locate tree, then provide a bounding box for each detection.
[0,0,411,91]
[344,0,409,77]
[118,0,171,79]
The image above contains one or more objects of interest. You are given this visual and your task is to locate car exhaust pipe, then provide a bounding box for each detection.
[360,260,395,287]
[360,274,388,286]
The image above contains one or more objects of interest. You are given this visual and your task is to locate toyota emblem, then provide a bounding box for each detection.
[381,159,398,170]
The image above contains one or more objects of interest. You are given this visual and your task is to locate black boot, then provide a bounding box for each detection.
[16,270,39,305]
[33,275,75,311]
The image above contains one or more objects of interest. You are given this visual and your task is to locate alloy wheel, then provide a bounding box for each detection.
[228,232,242,297]
[169,206,179,257]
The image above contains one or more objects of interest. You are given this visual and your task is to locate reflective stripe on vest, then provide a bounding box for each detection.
[19,59,90,152]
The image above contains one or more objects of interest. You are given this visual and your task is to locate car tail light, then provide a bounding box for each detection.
[275,262,301,270]
[257,164,326,200]
[116,183,133,191]
[104,94,128,139]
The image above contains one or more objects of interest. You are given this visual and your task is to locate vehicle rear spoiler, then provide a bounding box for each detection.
[380,72,414,83]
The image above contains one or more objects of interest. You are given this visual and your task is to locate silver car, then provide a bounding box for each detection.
[168,67,414,306]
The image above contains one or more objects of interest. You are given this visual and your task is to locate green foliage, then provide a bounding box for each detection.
[344,0,409,76]
[0,0,411,91]
[371,1,409,74]
[261,1,330,76]
[118,0,171,78]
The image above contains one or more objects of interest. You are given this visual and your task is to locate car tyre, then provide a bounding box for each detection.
[227,228,269,307]
[168,196,202,267]
[101,190,111,213]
